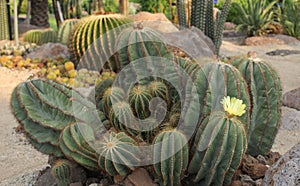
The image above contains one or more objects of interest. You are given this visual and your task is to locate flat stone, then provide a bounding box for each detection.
[27,43,70,59]
[124,168,157,186]
[283,87,300,111]
[263,143,300,186]
[245,36,284,46]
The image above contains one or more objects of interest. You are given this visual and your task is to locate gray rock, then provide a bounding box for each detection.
[263,143,300,186]
[162,27,215,60]
[27,43,70,59]
[283,87,300,111]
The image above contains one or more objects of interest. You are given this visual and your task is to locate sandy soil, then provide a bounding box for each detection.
[0,41,299,185]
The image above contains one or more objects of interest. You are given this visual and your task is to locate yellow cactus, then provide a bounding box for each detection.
[68,70,77,78]
[221,96,246,117]
[64,62,75,71]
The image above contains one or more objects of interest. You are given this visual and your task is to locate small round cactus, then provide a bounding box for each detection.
[51,159,73,186]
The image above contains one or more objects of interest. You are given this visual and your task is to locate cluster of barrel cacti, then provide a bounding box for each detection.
[11,19,282,186]
[23,29,58,45]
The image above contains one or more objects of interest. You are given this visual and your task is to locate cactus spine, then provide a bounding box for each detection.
[58,19,79,45]
[189,111,247,185]
[97,132,140,176]
[51,159,73,186]
[153,129,189,186]
[231,57,282,156]
[0,0,9,40]
[69,14,132,68]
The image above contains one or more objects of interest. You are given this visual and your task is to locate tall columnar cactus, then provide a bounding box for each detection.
[51,159,73,186]
[190,62,251,128]
[189,111,248,185]
[176,0,187,29]
[58,19,79,45]
[115,24,173,71]
[60,0,82,19]
[181,0,232,55]
[153,129,189,186]
[0,0,9,40]
[97,132,140,176]
[23,29,57,45]
[231,57,282,156]
[69,14,132,68]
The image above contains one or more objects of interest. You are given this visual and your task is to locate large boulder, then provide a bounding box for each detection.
[130,11,178,33]
[162,26,215,60]
[263,143,300,186]
[27,43,70,59]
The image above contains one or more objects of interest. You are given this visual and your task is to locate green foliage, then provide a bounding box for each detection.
[58,19,79,45]
[69,14,132,67]
[153,129,189,186]
[279,0,300,39]
[97,132,140,176]
[51,159,73,186]
[231,57,282,156]
[131,0,172,17]
[23,29,57,45]
[0,0,9,41]
[189,111,247,185]
[236,0,277,36]
[215,0,246,24]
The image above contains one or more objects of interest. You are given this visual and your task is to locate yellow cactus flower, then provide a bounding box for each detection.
[221,96,246,117]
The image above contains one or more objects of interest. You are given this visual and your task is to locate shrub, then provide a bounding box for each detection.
[279,0,300,39]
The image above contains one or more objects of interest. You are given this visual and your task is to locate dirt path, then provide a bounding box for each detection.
[0,68,48,185]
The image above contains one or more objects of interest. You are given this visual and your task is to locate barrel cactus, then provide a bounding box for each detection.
[97,132,140,176]
[69,14,132,68]
[51,159,73,186]
[115,24,173,71]
[58,19,79,45]
[153,129,189,186]
[189,107,248,185]
[23,29,57,45]
[231,57,282,156]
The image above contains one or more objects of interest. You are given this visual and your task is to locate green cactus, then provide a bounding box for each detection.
[189,111,247,185]
[115,24,173,71]
[129,84,153,119]
[183,0,232,55]
[102,86,126,116]
[231,57,282,156]
[94,78,115,112]
[190,62,251,128]
[148,80,170,107]
[11,79,106,157]
[0,0,9,41]
[97,132,140,176]
[23,29,57,45]
[60,122,99,171]
[69,14,132,68]
[60,0,82,19]
[153,129,189,186]
[51,159,73,186]
[58,19,79,45]
[176,0,187,29]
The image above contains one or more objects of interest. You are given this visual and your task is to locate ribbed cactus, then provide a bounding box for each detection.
[231,57,282,156]
[148,80,170,107]
[189,111,247,185]
[23,29,57,45]
[11,79,106,157]
[185,0,232,55]
[51,159,73,186]
[191,62,251,128]
[60,122,99,171]
[115,24,173,71]
[69,14,132,68]
[97,132,140,176]
[176,0,187,29]
[102,86,126,116]
[58,19,79,45]
[129,84,153,119]
[0,0,9,40]
[60,0,82,19]
[153,129,189,186]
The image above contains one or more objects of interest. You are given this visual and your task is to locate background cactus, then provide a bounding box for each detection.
[69,14,132,68]
[231,57,282,156]
[51,159,73,186]
[58,19,79,45]
[0,0,9,41]
[153,129,189,186]
[189,111,247,185]
[60,0,82,19]
[23,29,57,45]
